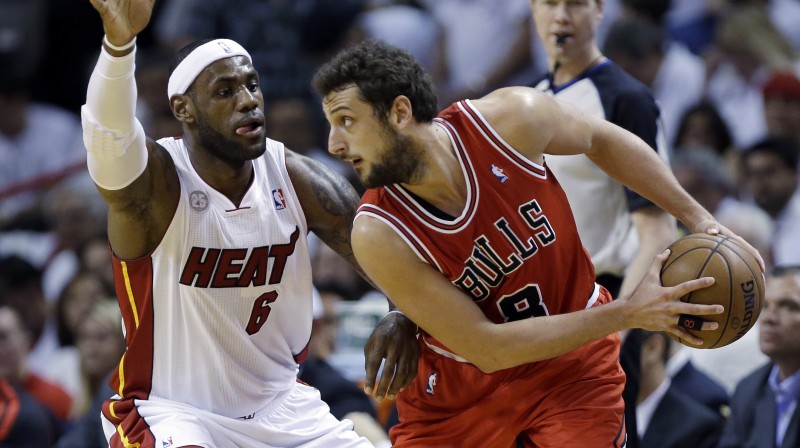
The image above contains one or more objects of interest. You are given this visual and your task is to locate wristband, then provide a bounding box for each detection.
[103,35,137,52]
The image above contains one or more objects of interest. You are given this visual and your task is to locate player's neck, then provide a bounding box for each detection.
[185,136,254,206]
[550,48,605,87]
[401,124,467,217]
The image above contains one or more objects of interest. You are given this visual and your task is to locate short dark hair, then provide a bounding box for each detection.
[312,40,438,123]
[743,137,800,171]
[620,0,672,24]
[603,18,663,61]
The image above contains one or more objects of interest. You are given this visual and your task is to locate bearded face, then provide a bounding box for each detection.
[360,119,424,189]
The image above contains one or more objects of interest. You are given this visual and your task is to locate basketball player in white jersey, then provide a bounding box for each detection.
[81,0,374,446]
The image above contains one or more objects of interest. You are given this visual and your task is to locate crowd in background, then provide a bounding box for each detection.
[1,0,799,446]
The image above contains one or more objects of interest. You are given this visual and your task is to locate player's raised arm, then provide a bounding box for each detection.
[83,0,178,259]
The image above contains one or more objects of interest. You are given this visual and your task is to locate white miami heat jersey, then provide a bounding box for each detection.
[108,137,313,419]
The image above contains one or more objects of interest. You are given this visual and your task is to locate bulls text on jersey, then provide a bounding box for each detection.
[453,199,555,301]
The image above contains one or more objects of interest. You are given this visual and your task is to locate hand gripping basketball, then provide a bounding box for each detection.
[660,233,764,349]
[623,249,723,347]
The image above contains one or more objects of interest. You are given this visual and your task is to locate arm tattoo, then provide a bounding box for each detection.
[309,171,358,222]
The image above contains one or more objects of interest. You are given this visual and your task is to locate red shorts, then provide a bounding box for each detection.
[390,290,627,448]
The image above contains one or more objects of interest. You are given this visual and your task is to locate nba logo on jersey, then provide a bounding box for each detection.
[490,165,508,183]
[426,372,437,395]
[162,437,173,448]
[272,189,286,210]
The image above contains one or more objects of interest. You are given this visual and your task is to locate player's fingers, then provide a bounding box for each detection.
[650,248,671,274]
[674,301,724,316]
[373,360,397,402]
[707,224,766,272]
[667,326,704,346]
[733,236,766,272]
[363,348,384,396]
[669,276,715,297]
[385,352,418,400]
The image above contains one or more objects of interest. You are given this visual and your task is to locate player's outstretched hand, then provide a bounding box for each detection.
[363,312,419,402]
[621,249,723,345]
[89,0,155,46]
[693,218,766,272]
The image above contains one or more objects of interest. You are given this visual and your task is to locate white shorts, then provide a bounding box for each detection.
[101,382,374,448]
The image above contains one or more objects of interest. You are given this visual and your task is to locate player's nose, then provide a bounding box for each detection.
[328,128,346,155]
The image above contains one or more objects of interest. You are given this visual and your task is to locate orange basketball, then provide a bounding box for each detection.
[659,233,764,349]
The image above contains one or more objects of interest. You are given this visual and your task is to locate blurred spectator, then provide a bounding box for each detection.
[135,48,183,140]
[39,184,107,306]
[671,147,774,262]
[55,372,113,448]
[0,0,45,78]
[0,304,72,427]
[719,265,800,448]
[71,300,124,419]
[687,321,769,396]
[603,15,706,145]
[0,52,88,230]
[755,0,800,53]
[300,287,389,447]
[666,339,730,417]
[705,4,799,148]
[422,0,537,105]
[636,331,724,448]
[663,0,719,55]
[56,272,109,349]
[0,377,56,448]
[30,271,110,403]
[673,101,735,156]
[762,70,800,147]
[739,137,800,266]
[357,0,441,75]
[311,239,374,303]
[0,256,48,359]
[77,236,116,298]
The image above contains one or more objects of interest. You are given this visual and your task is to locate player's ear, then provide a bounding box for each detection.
[390,95,414,130]
[171,94,196,124]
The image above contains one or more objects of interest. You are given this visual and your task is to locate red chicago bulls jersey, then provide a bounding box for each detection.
[359,100,599,348]
[359,100,626,447]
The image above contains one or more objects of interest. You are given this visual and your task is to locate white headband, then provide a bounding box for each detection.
[167,39,252,99]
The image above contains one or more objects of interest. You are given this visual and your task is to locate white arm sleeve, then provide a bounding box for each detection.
[81,45,148,191]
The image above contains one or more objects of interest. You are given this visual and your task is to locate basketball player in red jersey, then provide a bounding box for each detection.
[313,41,765,447]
